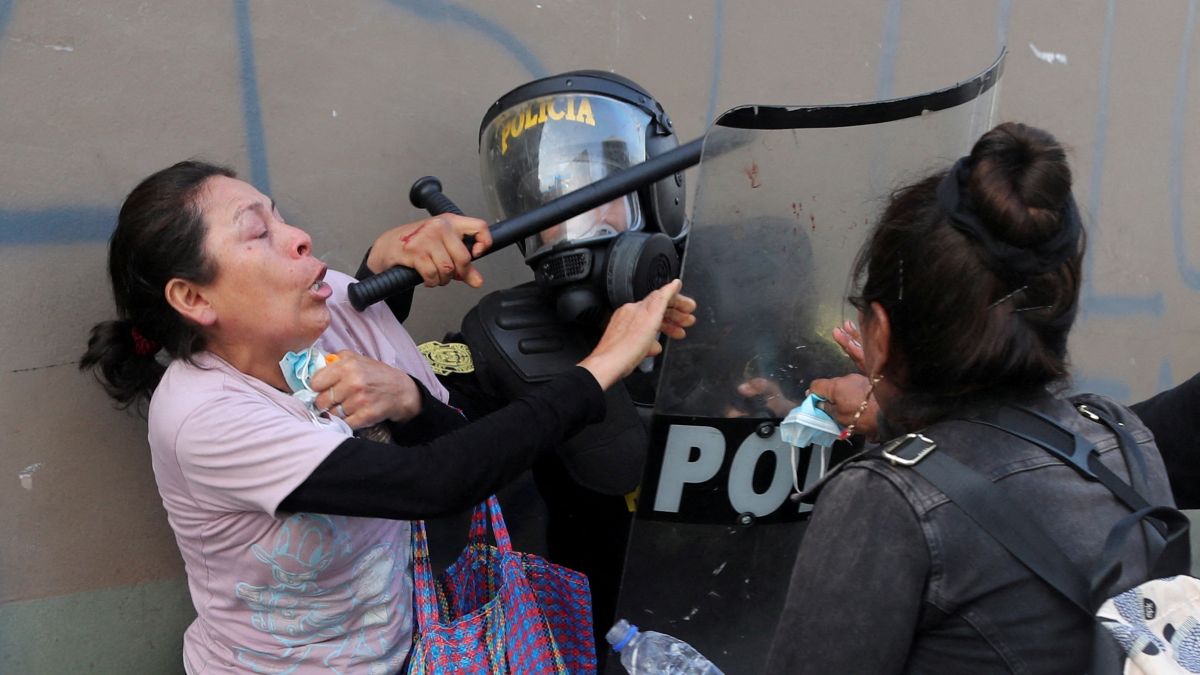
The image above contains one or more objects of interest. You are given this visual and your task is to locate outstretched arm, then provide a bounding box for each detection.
[280,366,605,519]
[282,280,695,519]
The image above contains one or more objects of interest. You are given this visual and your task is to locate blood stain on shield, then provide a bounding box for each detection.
[744,162,761,188]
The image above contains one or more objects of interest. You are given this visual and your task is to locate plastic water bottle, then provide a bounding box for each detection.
[605,619,725,675]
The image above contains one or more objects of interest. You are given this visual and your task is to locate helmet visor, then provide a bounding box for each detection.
[480,92,648,260]
[524,195,639,258]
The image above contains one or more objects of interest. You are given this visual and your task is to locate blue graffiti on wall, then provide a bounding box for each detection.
[0,0,552,246]
[0,1,10,40]
[0,207,116,245]
[235,0,270,194]
[387,0,547,78]
[0,0,271,244]
[1083,0,1165,317]
[0,0,1191,397]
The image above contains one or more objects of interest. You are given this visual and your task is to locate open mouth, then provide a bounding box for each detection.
[309,265,331,297]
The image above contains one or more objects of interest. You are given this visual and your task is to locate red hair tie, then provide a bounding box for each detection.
[130,326,159,356]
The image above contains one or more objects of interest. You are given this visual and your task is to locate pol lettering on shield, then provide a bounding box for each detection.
[653,425,725,513]
[654,423,833,518]
[727,427,795,517]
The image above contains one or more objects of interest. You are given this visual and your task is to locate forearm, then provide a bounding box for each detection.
[280,366,606,519]
[384,377,469,445]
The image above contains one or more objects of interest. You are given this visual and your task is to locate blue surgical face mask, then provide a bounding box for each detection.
[279,345,329,408]
[779,394,842,449]
[781,393,844,498]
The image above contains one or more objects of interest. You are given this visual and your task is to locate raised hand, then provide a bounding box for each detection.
[807,373,880,440]
[833,319,867,373]
[578,279,696,390]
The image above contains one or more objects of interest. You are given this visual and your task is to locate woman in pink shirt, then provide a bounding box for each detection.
[81,160,693,674]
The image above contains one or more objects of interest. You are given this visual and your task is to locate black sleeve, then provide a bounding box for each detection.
[355,248,415,324]
[382,376,471,446]
[434,330,510,422]
[1131,372,1200,509]
[279,366,606,519]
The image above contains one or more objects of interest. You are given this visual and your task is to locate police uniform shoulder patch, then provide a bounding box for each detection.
[418,341,474,376]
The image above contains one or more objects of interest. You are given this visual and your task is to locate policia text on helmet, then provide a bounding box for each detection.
[479,70,688,325]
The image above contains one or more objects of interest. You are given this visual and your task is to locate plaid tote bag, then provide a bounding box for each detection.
[408,495,596,674]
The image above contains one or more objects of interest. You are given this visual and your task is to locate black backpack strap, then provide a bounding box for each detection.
[1090,505,1192,606]
[1074,403,1152,502]
[893,411,1190,611]
[968,405,1153,514]
[903,447,1094,615]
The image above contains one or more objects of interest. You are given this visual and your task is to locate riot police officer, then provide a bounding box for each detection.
[430,70,689,665]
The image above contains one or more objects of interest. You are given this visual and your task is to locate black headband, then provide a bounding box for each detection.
[935,157,1082,282]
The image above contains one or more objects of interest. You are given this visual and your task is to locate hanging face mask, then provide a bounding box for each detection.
[780,393,843,499]
[279,345,332,408]
[278,345,353,433]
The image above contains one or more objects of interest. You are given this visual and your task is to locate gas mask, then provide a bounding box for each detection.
[479,70,687,325]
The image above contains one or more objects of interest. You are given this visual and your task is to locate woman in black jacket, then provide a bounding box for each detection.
[766,122,1175,674]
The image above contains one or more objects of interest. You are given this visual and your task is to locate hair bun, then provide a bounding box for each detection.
[966,122,1072,248]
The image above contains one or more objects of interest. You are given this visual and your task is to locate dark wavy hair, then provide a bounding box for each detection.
[80,160,236,410]
[849,122,1085,431]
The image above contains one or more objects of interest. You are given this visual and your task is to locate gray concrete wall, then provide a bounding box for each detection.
[1,1,1197,671]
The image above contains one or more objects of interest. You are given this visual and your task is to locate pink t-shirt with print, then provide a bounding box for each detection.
[147,270,447,674]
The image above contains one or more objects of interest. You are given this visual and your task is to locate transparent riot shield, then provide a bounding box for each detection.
[609,52,1004,674]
